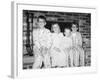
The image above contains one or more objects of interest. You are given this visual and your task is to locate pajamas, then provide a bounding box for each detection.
[77,46,84,66]
[33,28,52,68]
[72,47,80,67]
[33,46,51,68]
[71,32,84,67]
[50,33,67,67]
[62,36,73,67]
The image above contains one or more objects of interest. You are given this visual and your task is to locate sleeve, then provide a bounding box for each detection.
[58,33,64,50]
[69,37,73,47]
[45,30,52,49]
[33,30,40,48]
[71,32,77,47]
[59,35,65,50]
[78,32,82,46]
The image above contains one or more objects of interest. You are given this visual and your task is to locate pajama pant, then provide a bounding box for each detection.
[68,47,79,67]
[64,48,71,67]
[73,46,84,67]
[78,47,84,66]
[33,46,51,68]
[68,48,75,67]
[50,47,67,67]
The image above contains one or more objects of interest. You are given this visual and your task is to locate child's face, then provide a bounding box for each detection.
[38,18,46,28]
[71,24,78,32]
[52,24,60,33]
[64,29,71,37]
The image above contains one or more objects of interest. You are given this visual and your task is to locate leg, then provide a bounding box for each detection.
[33,47,43,68]
[69,50,74,67]
[33,55,43,68]
[79,48,85,66]
[66,52,69,67]
[74,49,79,67]
[44,53,51,68]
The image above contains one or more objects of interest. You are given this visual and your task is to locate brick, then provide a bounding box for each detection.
[47,17,57,21]
[58,18,65,21]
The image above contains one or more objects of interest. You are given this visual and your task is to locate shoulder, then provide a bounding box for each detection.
[71,32,74,35]
[71,32,81,36]
[71,32,75,36]
[76,32,82,37]
[59,33,64,36]
[77,32,81,34]
[44,28,50,32]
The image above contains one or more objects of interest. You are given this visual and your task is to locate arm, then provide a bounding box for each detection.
[33,30,40,49]
[45,30,52,49]
[78,32,82,46]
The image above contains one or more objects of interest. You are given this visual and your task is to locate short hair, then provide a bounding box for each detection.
[51,23,61,33]
[71,22,78,28]
[71,22,79,31]
[37,15,46,22]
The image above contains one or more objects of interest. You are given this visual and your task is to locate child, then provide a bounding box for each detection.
[62,28,73,67]
[33,15,52,68]
[50,23,67,68]
[71,23,84,67]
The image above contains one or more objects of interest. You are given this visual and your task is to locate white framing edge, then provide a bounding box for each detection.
[11,1,18,78]
[14,0,97,10]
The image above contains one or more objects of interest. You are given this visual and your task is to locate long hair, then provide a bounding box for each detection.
[37,15,46,22]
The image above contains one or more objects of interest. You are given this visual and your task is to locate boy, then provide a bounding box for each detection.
[33,15,52,68]
[63,28,73,67]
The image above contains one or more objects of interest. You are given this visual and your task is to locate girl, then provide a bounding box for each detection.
[50,23,67,68]
[71,23,84,67]
[62,28,73,67]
